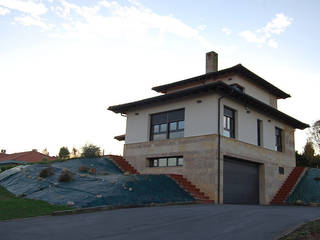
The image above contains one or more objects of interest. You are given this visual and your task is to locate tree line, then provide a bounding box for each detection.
[58,144,102,159]
[296,120,320,168]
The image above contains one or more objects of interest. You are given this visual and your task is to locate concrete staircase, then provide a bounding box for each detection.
[105,155,139,174]
[105,155,213,203]
[270,167,306,205]
[169,174,213,203]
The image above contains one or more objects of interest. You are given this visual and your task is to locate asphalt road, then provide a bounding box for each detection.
[1,204,320,240]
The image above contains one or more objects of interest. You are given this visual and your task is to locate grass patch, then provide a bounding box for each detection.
[280,219,320,240]
[0,186,70,220]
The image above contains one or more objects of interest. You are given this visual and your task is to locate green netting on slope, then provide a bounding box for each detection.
[0,158,194,208]
[286,168,320,204]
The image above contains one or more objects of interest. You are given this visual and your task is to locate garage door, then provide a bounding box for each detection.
[223,157,259,204]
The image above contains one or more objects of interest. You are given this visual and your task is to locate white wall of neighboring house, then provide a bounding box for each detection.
[125,90,290,152]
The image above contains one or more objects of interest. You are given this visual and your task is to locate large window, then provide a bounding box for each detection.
[150,109,184,141]
[223,106,235,138]
[149,156,184,167]
[275,127,283,152]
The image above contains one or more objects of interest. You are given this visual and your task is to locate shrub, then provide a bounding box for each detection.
[88,168,97,175]
[41,158,48,163]
[39,167,54,178]
[78,165,89,173]
[0,165,16,172]
[58,169,74,182]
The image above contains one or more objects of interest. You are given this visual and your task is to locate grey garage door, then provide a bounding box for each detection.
[223,157,259,204]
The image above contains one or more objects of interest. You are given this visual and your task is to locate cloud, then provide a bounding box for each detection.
[221,27,231,35]
[268,38,278,48]
[197,24,206,31]
[0,6,9,15]
[239,30,265,44]
[0,0,47,16]
[14,15,51,29]
[48,0,235,53]
[239,13,292,48]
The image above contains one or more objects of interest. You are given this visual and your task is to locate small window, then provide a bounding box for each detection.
[177,157,184,166]
[279,167,284,175]
[158,158,167,167]
[275,127,283,152]
[168,157,177,166]
[257,119,263,146]
[149,156,184,167]
[223,106,235,138]
[230,84,244,92]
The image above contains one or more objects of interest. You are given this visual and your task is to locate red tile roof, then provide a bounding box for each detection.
[0,151,57,163]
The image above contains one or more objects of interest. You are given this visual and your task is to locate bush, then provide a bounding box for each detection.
[81,144,101,158]
[39,167,54,178]
[58,169,73,182]
[88,168,97,175]
[78,165,89,173]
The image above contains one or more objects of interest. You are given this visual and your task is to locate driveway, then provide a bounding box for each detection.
[1,204,320,240]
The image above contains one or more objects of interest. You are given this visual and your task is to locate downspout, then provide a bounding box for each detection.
[217,95,224,204]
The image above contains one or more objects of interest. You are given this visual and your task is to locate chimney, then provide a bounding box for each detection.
[1,149,6,154]
[206,51,218,73]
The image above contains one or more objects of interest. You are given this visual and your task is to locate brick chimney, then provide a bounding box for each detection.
[206,51,218,73]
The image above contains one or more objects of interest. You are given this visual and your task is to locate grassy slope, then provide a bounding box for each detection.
[0,186,70,220]
[280,219,320,240]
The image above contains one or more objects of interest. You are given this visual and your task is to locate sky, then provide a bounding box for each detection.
[0,0,319,156]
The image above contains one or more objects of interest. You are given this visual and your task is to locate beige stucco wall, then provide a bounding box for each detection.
[124,132,295,204]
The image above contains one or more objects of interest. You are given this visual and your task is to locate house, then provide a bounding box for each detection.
[0,149,57,163]
[108,51,309,205]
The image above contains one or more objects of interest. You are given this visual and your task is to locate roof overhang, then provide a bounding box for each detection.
[152,64,291,99]
[108,81,308,130]
[114,134,125,141]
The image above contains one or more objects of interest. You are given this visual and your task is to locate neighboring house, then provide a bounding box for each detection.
[0,149,57,163]
[108,51,309,205]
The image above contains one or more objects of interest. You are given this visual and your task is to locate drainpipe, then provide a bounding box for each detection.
[217,95,224,204]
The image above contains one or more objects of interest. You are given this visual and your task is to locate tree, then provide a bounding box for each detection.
[81,144,101,158]
[310,120,320,153]
[59,146,70,159]
[71,147,78,158]
[303,141,315,167]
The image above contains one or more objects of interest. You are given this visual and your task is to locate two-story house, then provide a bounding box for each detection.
[108,51,308,205]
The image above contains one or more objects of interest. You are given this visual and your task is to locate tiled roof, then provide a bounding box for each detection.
[0,151,57,163]
[152,64,291,99]
[108,81,309,130]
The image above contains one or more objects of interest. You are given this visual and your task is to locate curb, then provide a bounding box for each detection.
[51,201,211,216]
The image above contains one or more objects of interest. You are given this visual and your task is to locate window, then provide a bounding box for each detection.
[275,127,283,152]
[230,84,244,92]
[223,106,235,138]
[150,109,184,141]
[149,156,184,167]
[257,119,262,146]
[279,167,284,175]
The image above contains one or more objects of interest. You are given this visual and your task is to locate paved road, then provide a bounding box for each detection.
[1,204,320,240]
